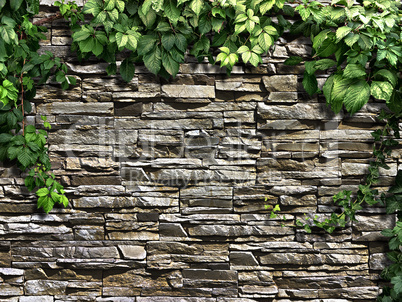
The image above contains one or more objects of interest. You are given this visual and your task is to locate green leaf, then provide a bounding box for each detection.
[36,187,49,197]
[72,30,91,42]
[389,171,402,194]
[108,8,119,22]
[27,142,40,152]
[273,204,281,212]
[387,90,402,115]
[190,0,203,16]
[235,13,247,23]
[343,80,370,115]
[344,32,359,47]
[371,81,393,101]
[260,0,275,14]
[249,52,260,67]
[104,0,116,11]
[389,237,400,250]
[162,33,175,51]
[241,51,251,63]
[284,56,303,65]
[381,229,394,237]
[191,35,210,55]
[55,71,65,83]
[116,32,128,48]
[343,64,366,79]
[391,275,402,295]
[141,0,152,14]
[60,195,69,207]
[46,177,54,187]
[0,133,12,143]
[212,7,225,18]
[83,0,101,15]
[138,5,157,28]
[106,63,117,75]
[199,16,212,34]
[143,46,161,74]
[162,51,180,77]
[374,70,397,87]
[297,6,311,21]
[258,33,273,52]
[120,58,135,82]
[313,29,331,50]
[302,71,318,96]
[138,34,158,56]
[7,112,17,128]
[37,195,54,213]
[43,60,55,70]
[25,125,36,134]
[67,76,77,86]
[335,26,352,43]
[164,0,180,25]
[152,0,164,12]
[79,38,95,53]
[17,148,33,169]
[314,59,336,70]
[237,45,249,54]
[211,18,224,32]
[175,34,187,52]
[358,34,373,50]
[304,61,316,75]
[10,0,23,11]
[384,195,401,214]
[116,0,125,12]
[50,191,61,203]
[91,39,103,56]
[0,26,17,45]
[316,38,338,57]
[156,21,171,32]
[330,75,350,113]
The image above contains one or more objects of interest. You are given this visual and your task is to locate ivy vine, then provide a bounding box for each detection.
[0,0,401,299]
[0,0,74,213]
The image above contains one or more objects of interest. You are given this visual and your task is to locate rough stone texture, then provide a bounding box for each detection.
[0,1,398,301]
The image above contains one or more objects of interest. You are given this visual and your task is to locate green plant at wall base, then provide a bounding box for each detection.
[377,171,402,302]
[0,0,73,213]
[291,112,401,234]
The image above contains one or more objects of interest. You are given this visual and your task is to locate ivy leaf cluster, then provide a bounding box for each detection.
[70,0,293,79]
[0,0,72,213]
[285,0,401,116]
[378,170,402,302]
[0,3,401,299]
[289,112,400,233]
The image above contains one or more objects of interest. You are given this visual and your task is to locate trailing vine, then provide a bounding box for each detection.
[0,0,80,213]
[0,0,401,299]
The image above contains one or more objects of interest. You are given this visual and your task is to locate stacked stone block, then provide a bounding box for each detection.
[0,1,400,301]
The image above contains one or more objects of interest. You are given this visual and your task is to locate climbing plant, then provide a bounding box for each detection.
[0,0,400,298]
[0,0,75,213]
[281,0,402,231]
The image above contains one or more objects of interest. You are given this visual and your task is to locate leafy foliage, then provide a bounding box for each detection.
[1,2,402,298]
[286,0,401,116]
[0,0,71,213]
[69,0,292,77]
[378,169,402,302]
[290,111,400,233]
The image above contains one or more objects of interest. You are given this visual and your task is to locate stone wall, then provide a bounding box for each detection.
[0,1,400,301]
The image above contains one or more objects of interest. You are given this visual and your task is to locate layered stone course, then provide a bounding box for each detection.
[0,1,400,301]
